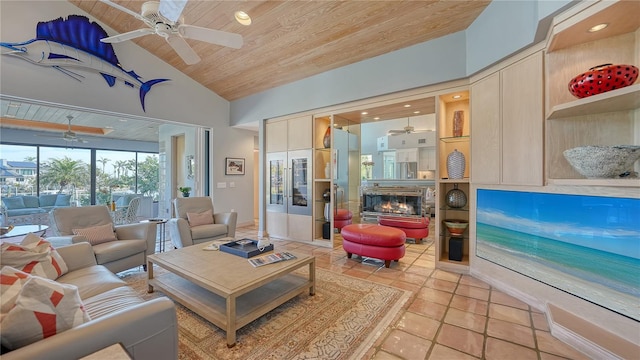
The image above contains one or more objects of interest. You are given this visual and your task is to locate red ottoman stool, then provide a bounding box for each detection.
[334,208,353,231]
[378,216,429,244]
[341,224,406,268]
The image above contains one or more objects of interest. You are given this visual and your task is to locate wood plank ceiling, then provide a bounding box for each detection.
[70,0,490,101]
[1,1,489,141]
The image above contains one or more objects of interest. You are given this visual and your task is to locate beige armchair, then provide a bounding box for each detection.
[47,205,157,273]
[168,197,237,248]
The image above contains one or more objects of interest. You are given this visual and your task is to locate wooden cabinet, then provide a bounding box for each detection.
[265,116,313,242]
[470,48,544,186]
[265,116,312,152]
[312,116,333,246]
[395,148,418,163]
[470,72,500,184]
[418,148,436,171]
[544,0,639,187]
[435,89,471,272]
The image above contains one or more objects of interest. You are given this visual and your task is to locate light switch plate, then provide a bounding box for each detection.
[217,182,226,188]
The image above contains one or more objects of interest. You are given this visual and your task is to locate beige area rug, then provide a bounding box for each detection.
[120,266,411,360]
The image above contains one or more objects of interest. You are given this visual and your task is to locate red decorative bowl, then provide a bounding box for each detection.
[568,64,638,98]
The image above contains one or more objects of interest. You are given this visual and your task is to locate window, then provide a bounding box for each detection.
[0,144,158,206]
[361,154,373,180]
[0,145,37,196]
[39,147,90,205]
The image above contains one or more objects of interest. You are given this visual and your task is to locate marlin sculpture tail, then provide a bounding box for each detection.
[0,15,169,112]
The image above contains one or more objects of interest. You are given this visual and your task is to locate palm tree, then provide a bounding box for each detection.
[97,157,110,174]
[114,160,127,179]
[39,157,89,193]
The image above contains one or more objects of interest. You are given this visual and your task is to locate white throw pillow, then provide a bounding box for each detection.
[0,274,90,350]
[187,210,214,226]
[0,234,68,280]
[72,223,117,245]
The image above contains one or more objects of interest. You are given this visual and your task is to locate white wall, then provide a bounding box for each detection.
[230,32,467,127]
[0,0,256,226]
[230,0,574,128]
[0,1,228,126]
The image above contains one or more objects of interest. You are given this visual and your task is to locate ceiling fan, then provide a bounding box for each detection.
[99,0,244,65]
[37,115,89,143]
[388,118,430,135]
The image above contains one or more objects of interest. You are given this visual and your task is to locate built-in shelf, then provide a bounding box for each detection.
[439,135,470,143]
[547,84,640,120]
[547,178,640,187]
[437,254,470,269]
[439,178,469,183]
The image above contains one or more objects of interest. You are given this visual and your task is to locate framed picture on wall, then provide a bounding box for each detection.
[225,157,245,175]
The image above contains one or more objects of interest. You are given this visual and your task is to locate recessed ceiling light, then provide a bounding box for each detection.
[361,111,368,115]
[235,11,252,26]
[588,23,608,32]
[452,95,461,99]
[413,111,420,114]
[373,117,380,120]
[403,104,411,108]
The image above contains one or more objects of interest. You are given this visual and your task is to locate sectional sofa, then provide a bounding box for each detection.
[1,242,178,359]
[0,194,71,225]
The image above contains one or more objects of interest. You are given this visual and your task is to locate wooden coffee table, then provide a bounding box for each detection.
[147,241,315,347]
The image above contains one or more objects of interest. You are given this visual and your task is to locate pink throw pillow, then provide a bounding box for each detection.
[187,210,214,226]
[72,223,116,246]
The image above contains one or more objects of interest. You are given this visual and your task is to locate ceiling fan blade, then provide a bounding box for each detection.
[101,28,155,43]
[99,0,145,21]
[166,35,201,65]
[387,130,406,134]
[178,25,243,49]
[159,0,188,23]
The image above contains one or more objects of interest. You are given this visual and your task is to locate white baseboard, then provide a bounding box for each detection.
[547,304,638,360]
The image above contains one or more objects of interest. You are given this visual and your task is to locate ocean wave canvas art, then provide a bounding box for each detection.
[476,189,640,321]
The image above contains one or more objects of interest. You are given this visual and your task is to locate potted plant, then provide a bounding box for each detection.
[178,186,191,197]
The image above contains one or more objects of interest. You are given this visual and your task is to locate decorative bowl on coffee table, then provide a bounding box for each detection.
[0,225,14,236]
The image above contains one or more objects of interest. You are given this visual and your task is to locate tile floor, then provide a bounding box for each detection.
[219,223,590,360]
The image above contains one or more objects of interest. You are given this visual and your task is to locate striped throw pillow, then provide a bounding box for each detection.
[72,223,116,245]
[187,210,214,226]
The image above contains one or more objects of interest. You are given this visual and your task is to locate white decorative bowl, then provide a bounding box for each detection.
[563,145,640,178]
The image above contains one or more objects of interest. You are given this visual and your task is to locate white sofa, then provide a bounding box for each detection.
[1,242,178,360]
[47,205,157,273]
[168,197,237,248]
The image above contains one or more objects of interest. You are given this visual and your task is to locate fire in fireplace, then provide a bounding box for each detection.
[360,186,425,222]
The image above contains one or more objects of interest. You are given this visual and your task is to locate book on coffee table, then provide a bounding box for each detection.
[248,252,297,267]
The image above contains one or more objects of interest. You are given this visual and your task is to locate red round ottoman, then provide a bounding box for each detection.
[378,216,429,244]
[341,224,406,268]
[334,208,353,231]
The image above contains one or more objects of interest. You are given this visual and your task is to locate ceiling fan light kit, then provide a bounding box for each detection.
[99,0,245,65]
[388,118,429,135]
[234,11,252,26]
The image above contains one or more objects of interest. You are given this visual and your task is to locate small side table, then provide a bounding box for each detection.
[140,219,168,252]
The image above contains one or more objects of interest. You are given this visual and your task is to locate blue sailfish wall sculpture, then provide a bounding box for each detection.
[0,15,169,112]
